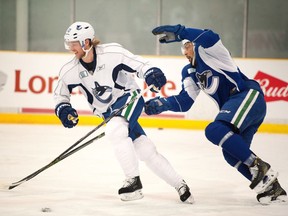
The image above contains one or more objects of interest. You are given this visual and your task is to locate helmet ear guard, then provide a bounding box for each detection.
[64,21,95,50]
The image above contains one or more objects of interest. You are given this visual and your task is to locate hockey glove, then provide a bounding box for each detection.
[152,24,185,43]
[144,67,167,92]
[55,103,79,128]
[144,97,171,115]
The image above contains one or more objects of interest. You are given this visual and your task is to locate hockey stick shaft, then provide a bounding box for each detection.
[8,132,105,190]
[8,85,153,190]
[58,132,105,163]
[50,84,153,160]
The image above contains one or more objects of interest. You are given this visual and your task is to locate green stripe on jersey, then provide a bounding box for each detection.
[124,91,137,119]
[232,90,259,128]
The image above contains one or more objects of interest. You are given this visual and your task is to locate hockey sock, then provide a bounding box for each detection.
[205,120,252,164]
[223,150,253,180]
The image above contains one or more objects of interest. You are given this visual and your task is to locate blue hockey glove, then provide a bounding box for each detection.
[144,97,171,115]
[152,24,185,43]
[55,103,79,128]
[144,67,167,92]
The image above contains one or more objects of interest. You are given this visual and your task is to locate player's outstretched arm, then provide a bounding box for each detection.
[152,24,209,44]
[152,24,185,43]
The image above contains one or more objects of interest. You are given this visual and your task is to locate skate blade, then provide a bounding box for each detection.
[120,189,144,201]
[259,195,287,205]
[254,169,278,193]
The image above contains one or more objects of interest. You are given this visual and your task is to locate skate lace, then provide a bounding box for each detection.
[177,183,187,196]
[122,178,135,187]
[250,165,259,180]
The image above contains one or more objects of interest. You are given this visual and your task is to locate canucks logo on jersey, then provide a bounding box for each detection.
[196,70,219,95]
[92,81,113,103]
[196,70,213,89]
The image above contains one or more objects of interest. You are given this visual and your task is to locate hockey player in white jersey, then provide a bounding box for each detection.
[145,24,287,205]
[54,21,193,203]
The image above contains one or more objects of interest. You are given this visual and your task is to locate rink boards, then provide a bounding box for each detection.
[0,51,287,133]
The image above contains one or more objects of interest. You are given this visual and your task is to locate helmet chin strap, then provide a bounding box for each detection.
[82,45,93,59]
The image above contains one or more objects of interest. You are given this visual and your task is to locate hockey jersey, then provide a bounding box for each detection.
[54,43,153,117]
[166,28,262,112]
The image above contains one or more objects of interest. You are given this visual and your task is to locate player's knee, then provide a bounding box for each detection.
[134,135,157,161]
[105,117,129,143]
[205,121,233,146]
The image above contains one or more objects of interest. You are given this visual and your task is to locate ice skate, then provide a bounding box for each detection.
[176,180,194,204]
[249,157,278,193]
[257,179,287,205]
[118,176,144,201]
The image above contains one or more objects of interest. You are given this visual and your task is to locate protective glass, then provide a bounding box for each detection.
[64,41,80,50]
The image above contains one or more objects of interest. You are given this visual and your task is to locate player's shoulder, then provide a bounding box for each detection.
[96,43,125,54]
[58,56,79,77]
[181,64,195,78]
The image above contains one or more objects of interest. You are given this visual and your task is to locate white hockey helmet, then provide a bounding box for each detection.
[181,39,191,55]
[64,21,95,50]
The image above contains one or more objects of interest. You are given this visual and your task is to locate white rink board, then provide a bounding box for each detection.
[0,51,287,123]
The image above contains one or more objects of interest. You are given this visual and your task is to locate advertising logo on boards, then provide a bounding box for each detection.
[254,71,288,102]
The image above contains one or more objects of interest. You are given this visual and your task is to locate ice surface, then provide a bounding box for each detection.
[0,124,287,216]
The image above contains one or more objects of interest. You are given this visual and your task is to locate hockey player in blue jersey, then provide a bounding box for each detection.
[144,24,287,205]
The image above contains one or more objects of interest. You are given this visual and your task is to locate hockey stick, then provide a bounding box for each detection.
[0,135,103,191]
[8,85,154,190]
[8,132,105,190]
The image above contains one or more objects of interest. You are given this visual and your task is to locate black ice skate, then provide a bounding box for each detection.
[249,157,278,193]
[257,179,287,205]
[176,180,194,204]
[118,176,143,201]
